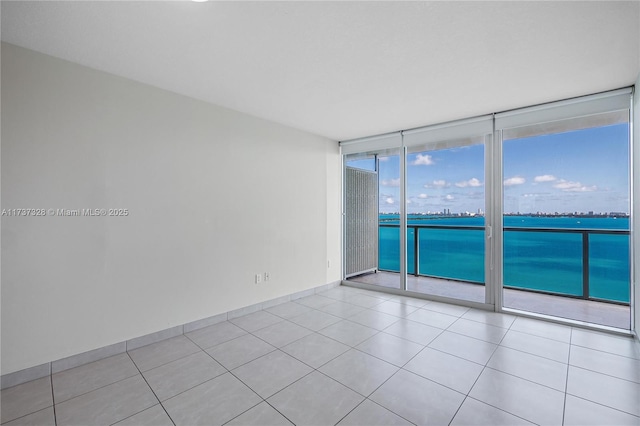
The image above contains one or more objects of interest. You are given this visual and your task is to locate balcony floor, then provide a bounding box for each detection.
[347,271,630,330]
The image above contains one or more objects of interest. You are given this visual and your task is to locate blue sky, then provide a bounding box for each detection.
[350,123,629,214]
[502,124,629,214]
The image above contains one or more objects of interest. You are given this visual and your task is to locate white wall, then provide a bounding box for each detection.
[1,43,341,375]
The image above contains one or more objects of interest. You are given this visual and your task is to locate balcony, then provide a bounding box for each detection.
[348,223,631,329]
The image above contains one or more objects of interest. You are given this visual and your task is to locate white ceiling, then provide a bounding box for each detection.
[2,1,639,141]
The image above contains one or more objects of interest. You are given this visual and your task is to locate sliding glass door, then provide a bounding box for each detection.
[341,88,633,330]
[402,116,494,305]
[342,117,494,304]
[404,139,487,303]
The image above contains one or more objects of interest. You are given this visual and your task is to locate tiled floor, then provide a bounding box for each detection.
[2,286,640,426]
[349,271,631,329]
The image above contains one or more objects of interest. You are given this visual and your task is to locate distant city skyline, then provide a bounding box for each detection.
[349,123,630,215]
[378,211,629,217]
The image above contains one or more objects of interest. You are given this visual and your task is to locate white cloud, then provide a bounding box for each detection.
[385,197,395,204]
[504,176,525,186]
[553,179,597,192]
[553,180,580,190]
[378,156,389,162]
[455,177,482,188]
[413,154,434,166]
[381,178,400,187]
[444,194,455,201]
[418,193,428,199]
[426,179,448,188]
[534,174,557,183]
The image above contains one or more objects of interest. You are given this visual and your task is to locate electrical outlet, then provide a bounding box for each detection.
[255,274,261,284]
[328,260,331,268]
[264,272,270,282]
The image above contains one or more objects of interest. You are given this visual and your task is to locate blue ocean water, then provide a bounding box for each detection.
[378,215,630,303]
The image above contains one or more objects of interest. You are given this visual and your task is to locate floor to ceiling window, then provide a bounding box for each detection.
[496,90,632,329]
[341,88,633,330]
[402,117,493,304]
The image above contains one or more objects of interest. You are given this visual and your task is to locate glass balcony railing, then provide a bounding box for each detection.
[378,224,630,304]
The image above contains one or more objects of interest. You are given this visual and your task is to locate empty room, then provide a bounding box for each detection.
[1,1,640,425]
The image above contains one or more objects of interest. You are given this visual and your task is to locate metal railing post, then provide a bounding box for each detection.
[583,231,590,299]
[414,226,419,277]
